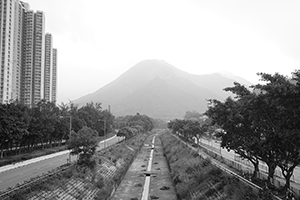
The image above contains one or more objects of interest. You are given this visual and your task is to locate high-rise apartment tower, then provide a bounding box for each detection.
[51,48,57,103]
[0,0,27,103]
[44,33,52,101]
[0,0,57,106]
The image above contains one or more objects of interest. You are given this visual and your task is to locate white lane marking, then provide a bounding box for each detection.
[141,135,158,200]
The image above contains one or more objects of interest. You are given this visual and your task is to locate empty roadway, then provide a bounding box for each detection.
[0,135,123,191]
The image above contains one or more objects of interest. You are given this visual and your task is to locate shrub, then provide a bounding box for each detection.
[95,176,105,189]
[208,167,223,177]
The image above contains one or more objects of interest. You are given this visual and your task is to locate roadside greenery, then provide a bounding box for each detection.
[115,112,154,131]
[167,118,209,144]
[168,71,300,193]
[0,100,114,159]
[206,71,300,191]
[68,126,98,169]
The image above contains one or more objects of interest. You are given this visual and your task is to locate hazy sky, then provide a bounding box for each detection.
[25,0,300,104]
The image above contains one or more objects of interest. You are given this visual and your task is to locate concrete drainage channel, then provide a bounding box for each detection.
[110,131,177,200]
[141,135,157,200]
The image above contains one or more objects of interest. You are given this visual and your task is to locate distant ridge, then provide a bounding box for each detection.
[74,60,251,120]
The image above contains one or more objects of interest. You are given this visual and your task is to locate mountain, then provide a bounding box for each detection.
[74,60,251,120]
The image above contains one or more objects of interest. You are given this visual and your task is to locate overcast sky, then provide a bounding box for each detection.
[25,0,300,104]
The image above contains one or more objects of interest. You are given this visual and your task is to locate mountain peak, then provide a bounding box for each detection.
[74,60,251,120]
[128,59,177,76]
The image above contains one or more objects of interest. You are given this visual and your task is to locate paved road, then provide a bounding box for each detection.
[0,135,123,191]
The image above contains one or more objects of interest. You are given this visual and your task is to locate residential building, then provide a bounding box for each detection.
[21,9,34,105]
[32,11,45,105]
[0,0,27,103]
[51,48,57,102]
[44,33,52,101]
[0,0,57,106]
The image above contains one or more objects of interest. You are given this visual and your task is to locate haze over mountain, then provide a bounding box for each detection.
[74,60,251,120]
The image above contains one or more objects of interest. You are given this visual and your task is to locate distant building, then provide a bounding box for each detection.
[44,33,52,102]
[0,0,57,106]
[32,11,45,105]
[0,0,27,103]
[51,48,57,103]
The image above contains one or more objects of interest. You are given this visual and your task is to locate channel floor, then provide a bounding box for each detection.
[111,131,177,200]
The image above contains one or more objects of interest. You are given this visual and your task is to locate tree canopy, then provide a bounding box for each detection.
[115,113,154,132]
[0,100,115,158]
[206,71,300,190]
[68,126,98,168]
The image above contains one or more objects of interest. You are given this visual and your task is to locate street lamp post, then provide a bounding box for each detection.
[60,115,72,163]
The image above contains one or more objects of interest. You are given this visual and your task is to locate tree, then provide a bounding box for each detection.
[115,113,154,132]
[206,90,261,180]
[117,126,143,140]
[0,103,29,157]
[68,102,85,132]
[36,100,60,148]
[128,113,154,132]
[184,110,202,121]
[68,126,98,169]
[98,109,115,136]
[207,71,300,190]
[253,72,300,190]
[168,119,187,136]
[183,120,206,143]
